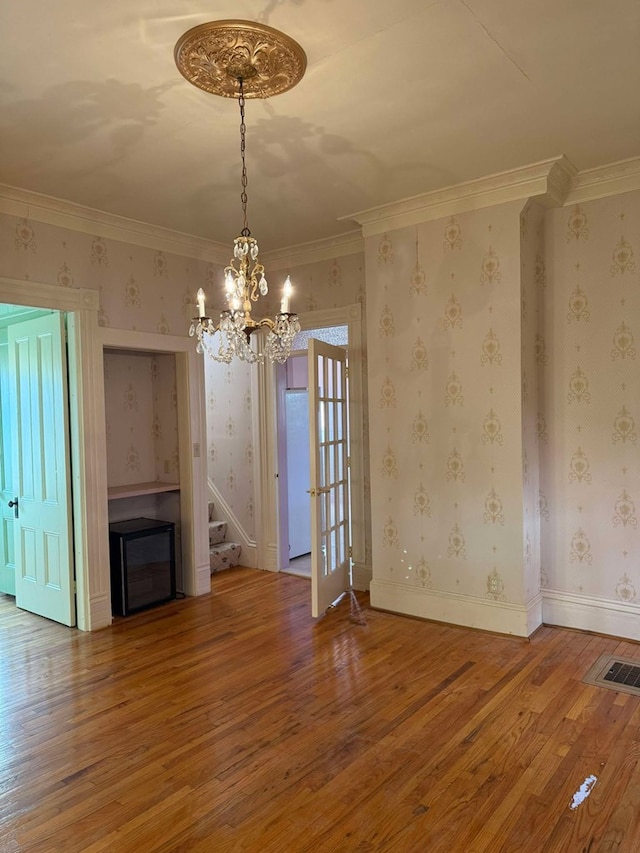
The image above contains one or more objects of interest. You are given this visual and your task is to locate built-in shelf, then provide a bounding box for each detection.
[107,482,180,500]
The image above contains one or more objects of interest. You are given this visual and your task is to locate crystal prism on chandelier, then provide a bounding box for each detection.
[177,21,306,365]
[188,229,300,365]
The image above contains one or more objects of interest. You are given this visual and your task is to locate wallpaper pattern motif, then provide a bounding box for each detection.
[2,212,212,337]
[540,193,640,603]
[104,351,179,488]
[520,201,544,604]
[367,202,527,605]
[369,189,640,622]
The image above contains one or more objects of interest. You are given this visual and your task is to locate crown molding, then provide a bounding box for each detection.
[564,156,640,205]
[2,153,638,268]
[262,229,364,270]
[0,184,230,264]
[342,156,577,237]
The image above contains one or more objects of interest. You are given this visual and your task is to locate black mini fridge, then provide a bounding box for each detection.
[109,517,176,616]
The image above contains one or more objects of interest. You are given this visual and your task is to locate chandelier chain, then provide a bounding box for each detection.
[188,55,301,364]
[238,78,250,237]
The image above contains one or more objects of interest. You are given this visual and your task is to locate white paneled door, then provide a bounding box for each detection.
[308,339,350,617]
[8,314,75,626]
[0,339,16,595]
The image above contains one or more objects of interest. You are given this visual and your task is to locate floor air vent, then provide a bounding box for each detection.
[583,654,640,697]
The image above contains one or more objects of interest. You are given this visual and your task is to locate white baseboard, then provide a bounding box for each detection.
[352,562,372,592]
[195,562,212,596]
[542,589,640,641]
[369,580,542,638]
[88,592,112,631]
[263,543,279,572]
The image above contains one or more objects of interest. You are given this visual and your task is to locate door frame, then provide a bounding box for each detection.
[253,303,368,590]
[0,276,210,630]
[99,327,210,606]
[0,276,101,629]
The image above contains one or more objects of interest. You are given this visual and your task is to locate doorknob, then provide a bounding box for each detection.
[306,487,330,497]
[8,497,18,518]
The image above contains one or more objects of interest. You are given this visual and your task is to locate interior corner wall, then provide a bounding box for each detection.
[366,202,539,636]
[520,201,545,623]
[540,189,640,638]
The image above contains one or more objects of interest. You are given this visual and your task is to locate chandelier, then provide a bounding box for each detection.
[175,20,306,364]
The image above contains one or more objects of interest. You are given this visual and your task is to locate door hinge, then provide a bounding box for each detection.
[347,456,351,468]
[345,366,349,380]
[348,546,353,559]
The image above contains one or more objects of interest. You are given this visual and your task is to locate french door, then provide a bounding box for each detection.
[308,339,350,617]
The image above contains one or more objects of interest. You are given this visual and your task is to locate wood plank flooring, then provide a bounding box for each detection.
[3,568,640,852]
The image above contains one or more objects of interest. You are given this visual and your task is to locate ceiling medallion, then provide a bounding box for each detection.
[174,19,307,99]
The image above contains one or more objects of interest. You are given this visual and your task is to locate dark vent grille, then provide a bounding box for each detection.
[583,654,640,697]
[604,661,640,688]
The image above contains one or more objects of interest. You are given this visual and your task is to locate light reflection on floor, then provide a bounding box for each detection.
[282,553,311,578]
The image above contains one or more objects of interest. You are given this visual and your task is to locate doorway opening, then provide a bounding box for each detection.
[0,304,76,626]
[103,347,183,595]
[276,324,348,580]
[99,325,209,612]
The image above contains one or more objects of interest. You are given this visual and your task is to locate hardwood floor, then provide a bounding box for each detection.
[3,569,640,852]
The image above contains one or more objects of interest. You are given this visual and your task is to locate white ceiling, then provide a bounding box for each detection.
[2,0,639,251]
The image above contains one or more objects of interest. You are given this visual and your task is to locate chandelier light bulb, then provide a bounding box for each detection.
[196,288,206,317]
[280,276,292,314]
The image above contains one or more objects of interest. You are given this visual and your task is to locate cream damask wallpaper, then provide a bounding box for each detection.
[541,191,640,604]
[367,201,530,609]
[262,254,367,316]
[104,351,179,488]
[366,187,640,633]
[520,201,544,605]
[3,213,215,337]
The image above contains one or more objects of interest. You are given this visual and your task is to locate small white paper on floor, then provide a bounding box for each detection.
[570,774,597,810]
